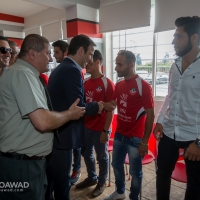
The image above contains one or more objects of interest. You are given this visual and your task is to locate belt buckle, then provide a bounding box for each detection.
[41,156,45,160]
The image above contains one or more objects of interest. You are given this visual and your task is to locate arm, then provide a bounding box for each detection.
[63,66,99,116]
[100,111,114,143]
[29,98,85,132]
[154,67,172,140]
[138,108,155,157]
[103,100,116,111]
[100,79,115,143]
[184,142,200,161]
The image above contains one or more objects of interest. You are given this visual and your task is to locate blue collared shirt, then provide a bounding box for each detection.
[157,52,200,141]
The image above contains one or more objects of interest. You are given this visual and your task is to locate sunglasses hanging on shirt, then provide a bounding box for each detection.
[0,47,12,54]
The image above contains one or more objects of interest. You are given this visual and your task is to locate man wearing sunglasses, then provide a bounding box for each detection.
[0,36,11,76]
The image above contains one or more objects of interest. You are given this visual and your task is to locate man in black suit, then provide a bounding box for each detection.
[46,34,103,200]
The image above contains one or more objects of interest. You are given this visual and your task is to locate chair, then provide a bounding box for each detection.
[108,114,117,186]
[171,148,187,183]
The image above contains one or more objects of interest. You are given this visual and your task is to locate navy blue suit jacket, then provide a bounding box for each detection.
[48,57,99,149]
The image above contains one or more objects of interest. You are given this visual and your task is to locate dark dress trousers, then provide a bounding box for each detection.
[46,58,99,200]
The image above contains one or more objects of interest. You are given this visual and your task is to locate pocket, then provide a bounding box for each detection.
[129,137,142,147]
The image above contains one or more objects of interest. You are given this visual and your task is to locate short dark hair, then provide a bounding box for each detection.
[68,34,96,56]
[175,16,200,44]
[0,36,8,42]
[8,40,18,47]
[93,50,103,65]
[18,34,49,58]
[52,40,69,53]
[118,50,136,64]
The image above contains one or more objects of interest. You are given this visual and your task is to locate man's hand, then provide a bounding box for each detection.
[153,123,163,141]
[184,142,200,161]
[98,101,104,114]
[138,143,148,157]
[100,131,109,144]
[68,98,85,120]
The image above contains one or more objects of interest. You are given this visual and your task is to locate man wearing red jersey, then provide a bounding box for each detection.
[103,50,154,200]
[76,50,115,197]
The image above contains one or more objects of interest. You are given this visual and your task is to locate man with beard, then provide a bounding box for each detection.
[103,50,154,200]
[154,16,200,200]
[52,40,68,63]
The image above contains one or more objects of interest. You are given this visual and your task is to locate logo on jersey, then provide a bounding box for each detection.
[86,91,93,102]
[96,86,102,93]
[120,108,126,114]
[120,93,128,107]
[129,88,137,95]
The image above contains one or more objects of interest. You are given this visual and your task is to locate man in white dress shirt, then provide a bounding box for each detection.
[154,16,200,200]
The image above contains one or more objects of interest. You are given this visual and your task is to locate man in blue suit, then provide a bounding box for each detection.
[46,34,102,200]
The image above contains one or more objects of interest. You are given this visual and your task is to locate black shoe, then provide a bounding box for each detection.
[92,183,106,197]
[76,178,98,189]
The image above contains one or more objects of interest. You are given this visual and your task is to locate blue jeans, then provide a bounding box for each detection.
[46,148,72,200]
[112,132,142,200]
[157,133,200,200]
[82,127,109,185]
[72,148,81,172]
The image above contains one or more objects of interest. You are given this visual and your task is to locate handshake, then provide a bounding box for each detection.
[97,101,105,114]
[97,101,106,114]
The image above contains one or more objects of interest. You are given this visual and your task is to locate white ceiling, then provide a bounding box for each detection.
[0,0,50,17]
[0,0,100,18]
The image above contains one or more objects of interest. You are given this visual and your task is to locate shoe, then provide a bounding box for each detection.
[104,190,126,200]
[76,178,98,189]
[92,183,106,197]
[70,170,81,184]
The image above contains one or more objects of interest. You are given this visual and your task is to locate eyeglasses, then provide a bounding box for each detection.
[0,47,12,54]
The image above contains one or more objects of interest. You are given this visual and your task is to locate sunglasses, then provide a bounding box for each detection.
[0,47,12,54]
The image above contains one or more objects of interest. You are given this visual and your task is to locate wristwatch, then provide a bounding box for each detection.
[195,138,200,148]
[103,129,110,134]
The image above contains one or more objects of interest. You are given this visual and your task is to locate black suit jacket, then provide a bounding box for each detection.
[48,57,99,149]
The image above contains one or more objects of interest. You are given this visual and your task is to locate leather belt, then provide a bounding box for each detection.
[0,151,46,160]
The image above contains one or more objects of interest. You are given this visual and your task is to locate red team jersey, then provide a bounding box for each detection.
[112,75,154,138]
[84,75,115,132]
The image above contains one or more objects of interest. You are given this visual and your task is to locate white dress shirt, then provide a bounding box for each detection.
[157,52,200,141]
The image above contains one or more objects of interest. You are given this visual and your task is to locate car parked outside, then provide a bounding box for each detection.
[145,72,169,85]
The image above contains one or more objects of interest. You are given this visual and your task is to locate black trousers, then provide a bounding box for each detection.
[0,155,47,200]
[45,148,72,200]
[156,134,200,200]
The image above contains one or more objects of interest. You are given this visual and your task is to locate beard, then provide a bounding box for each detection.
[176,40,192,57]
[117,66,130,77]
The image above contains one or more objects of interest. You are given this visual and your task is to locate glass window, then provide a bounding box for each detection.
[112,26,154,85]
[155,30,176,96]
[111,1,178,98]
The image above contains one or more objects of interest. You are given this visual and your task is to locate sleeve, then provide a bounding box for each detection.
[63,66,99,116]
[11,70,48,118]
[105,79,115,102]
[141,81,154,109]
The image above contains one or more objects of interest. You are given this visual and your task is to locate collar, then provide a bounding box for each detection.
[16,59,40,76]
[67,57,82,71]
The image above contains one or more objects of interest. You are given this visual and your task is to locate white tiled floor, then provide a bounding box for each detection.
[70,157,186,200]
